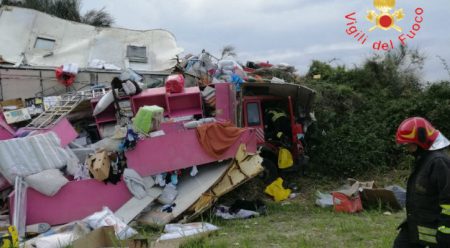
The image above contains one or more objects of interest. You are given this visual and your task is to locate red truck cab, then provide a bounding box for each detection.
[238,82,315,182]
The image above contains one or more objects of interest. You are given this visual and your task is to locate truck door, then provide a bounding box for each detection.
[243,101,265,144]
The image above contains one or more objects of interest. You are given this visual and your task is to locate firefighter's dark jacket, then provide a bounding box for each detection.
[405,149,450,246]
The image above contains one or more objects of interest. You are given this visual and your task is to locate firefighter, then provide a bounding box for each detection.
[264,108,291,146]
[394,117,450,248]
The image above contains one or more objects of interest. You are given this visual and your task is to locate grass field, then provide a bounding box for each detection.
[182,201,404,248]
[139,169,410,248]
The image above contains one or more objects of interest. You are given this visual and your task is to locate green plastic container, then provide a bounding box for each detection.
[133,105,164,134]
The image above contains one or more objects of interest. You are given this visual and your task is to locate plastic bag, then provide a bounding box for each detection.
[119,68,143,82]
[315,191,333,208]
[133,105,164,134]
[158,222,219,241]
[83,207,137,240]
[165,74,185,93]
[158,184,178,205]
[264,178,291,202]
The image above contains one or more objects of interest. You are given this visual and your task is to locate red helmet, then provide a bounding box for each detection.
[396,117,439,150]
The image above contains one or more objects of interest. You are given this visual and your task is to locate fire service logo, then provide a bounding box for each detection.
[345,0,424,50]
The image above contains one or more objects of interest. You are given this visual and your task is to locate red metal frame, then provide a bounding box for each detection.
[287,96,299,158]
[242,95,299,158]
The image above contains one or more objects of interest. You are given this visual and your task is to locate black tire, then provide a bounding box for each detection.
[259,158,278,184]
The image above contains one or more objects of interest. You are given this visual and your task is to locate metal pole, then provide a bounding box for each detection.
[39,70,44,97]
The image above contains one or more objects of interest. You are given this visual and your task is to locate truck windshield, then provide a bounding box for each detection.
[247,102,261,126]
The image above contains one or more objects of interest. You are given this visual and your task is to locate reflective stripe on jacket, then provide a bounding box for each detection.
[406,150,450,246]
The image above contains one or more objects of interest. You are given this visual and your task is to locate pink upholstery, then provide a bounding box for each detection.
[10,179,132,225]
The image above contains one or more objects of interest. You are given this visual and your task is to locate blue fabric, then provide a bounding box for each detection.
[231,74,244,92]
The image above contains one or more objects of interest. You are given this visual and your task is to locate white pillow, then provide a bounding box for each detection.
[93,91,114,116]
[25,169,69,196]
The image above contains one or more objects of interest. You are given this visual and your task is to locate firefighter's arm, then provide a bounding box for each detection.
[430,158,450,246]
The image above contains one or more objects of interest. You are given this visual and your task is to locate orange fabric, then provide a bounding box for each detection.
[196,122,245,158]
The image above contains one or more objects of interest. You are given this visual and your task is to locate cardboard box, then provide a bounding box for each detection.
[0,98,23,111]
[86,150,111,181]
[73,226,150,248]
[361,188,403,211]
[339,179,403,211]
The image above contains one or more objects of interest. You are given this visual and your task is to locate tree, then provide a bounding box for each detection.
[220,45,237,59]
[303,46,450,178]
[1,0,114,27]
[81,8,113,27]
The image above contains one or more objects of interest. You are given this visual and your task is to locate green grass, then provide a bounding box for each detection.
[136,170,408,248]
[188,203,403,248]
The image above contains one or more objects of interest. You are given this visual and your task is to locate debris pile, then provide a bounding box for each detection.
[315,179,406,213]
[0,65,265,247]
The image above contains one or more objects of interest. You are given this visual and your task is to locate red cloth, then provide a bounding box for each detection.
[55,66,76,87]
[196,122,245,158]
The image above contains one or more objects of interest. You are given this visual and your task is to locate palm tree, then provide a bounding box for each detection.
[1,0,114,27]
[81,8,113,27]
[220,45,237,60]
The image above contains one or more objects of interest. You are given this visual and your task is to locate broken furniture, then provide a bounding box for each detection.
[130,86,203,119]
[126,126,256,176]
[0,113,14,140]
[0,132,74,182]
[10,180,132,226]
[20,117,78,147]
[139,144,263,225]
[26,93,84,129]
[90,95,131,136]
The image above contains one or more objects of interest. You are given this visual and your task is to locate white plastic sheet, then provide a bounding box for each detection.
[83,207,137,240]
[158,222,219,241]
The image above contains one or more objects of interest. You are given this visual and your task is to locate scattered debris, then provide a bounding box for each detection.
[315,191,333,208]
[0,7,321,247]
[317,179,406,213]
[264,177,292,202]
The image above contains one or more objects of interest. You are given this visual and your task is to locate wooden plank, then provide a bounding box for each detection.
[138,161,232,225]
[181,154,264,223]
[115,187,162,224]
[171,161,231,217]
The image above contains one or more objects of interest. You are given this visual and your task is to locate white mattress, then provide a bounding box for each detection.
[0,132,71,182]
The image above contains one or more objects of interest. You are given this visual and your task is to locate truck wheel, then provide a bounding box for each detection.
[260,158,278,184]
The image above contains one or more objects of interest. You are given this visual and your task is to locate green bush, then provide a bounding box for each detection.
[303,47,450,177]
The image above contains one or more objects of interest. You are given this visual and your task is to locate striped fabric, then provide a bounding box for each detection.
[0,132,73,183]
[255,127,265,143]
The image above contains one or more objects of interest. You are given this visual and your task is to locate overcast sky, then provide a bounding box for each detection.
[82,0,450,82]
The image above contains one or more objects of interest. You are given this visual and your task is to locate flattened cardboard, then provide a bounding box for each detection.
[336,180,374,197]
[115,187,162,224]
[0,98,24,110]
[73,226,150,248]
[361,188,403,211]
[73,226,120,248]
